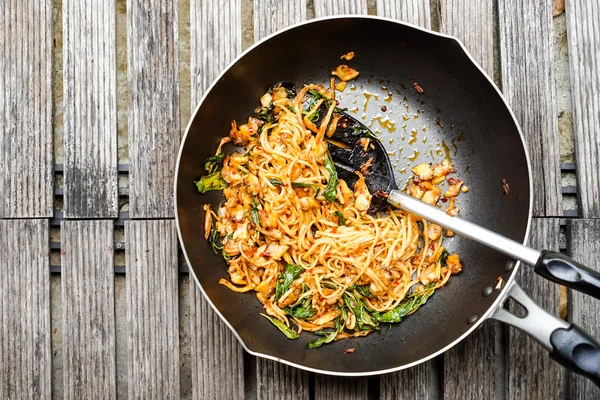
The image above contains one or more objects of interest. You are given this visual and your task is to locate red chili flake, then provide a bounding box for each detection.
[428,242,436,250]
[441,197,448,203]
[502,179,510,195]
[340,122,347,129]
[263,250,271,258]
[381,105,387,112]
[335,100,340,106]
[447,177,456,185]
[413,82,424,93]
[344,348,355,354]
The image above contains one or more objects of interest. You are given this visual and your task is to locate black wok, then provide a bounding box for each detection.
[175,16,600,382]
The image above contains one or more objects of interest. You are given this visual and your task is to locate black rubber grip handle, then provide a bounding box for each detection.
[535,250,600,300]
[550,324,600,387]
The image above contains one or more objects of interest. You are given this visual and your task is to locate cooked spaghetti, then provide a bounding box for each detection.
[197,81,464,347]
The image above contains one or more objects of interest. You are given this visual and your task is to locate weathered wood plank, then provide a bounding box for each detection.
[253,0,307,42]
[565,0,600,218]
[63,0,118,218]
[507,218,565,399]
[438,3,495,397]
[190,0,241,104]
[127,0,180,218]
[569,219,600,399]
[376,0,430,28]
[256,360,310,400]
[313,0,367,16]
[0,0,54,218]
[439,0,493,74]
[0,220,51,399]
[61,221,116,399]
[314,375,367,400]
[189,282,244,400]
[498,0,562,217]
[126,220,179,398]
[381,361,438,400]
[443,322,495,399]
[188,2,245,399]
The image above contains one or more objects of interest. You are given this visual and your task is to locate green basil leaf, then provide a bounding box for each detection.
[208,227,223,254]
[194,171,228,193]
[323,156,338,203]
[269,178,285,186]
[261,314,299,339]
[284,305,317,320]
[355,284,374,298]
[373,283,436,323]
[275,264,304,301]
[343,291,378,330]
[203,153,226,173]
[438,248,448,265]
[333,210,346,226]
[251,197,261,227]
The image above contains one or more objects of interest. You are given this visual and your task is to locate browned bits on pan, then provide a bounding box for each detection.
[344,348,355,354]
[381,105,387,112]
[360,157,374,174]
[413,82,424,93]
[340,51,355,61]
[502,178,510,195]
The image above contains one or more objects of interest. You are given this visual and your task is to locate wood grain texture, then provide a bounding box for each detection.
[0,0,53,218]
[376,0,430,28]
[498,0,562,217]
[126,220,179,399]
[188,2,245,399]
[63,0,118,218]
[314,375,367,400]
[438,3,495,397]
[253,0,307,42]
[565,0,600,218]
[507,218,565,400]
[256,359,309,400]
[190,282,244,400]
[190,0,241,105]
[0,220,50,399]
[127,0,180,218]
[313,0,367,16]
[443,322,495,399]
[381,361,438,400]
[439,0,493,74]
[569,219,600,399]
[61,221,116,399]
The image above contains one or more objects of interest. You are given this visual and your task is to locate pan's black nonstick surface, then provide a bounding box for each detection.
[176,17,531,374]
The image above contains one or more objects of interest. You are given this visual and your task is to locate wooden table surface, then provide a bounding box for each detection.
[2,0,600,399]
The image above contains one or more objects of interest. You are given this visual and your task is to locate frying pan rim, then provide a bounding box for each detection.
[174,14,534,376]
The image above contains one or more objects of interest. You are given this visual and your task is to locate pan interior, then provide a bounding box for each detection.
[176,17,530,374]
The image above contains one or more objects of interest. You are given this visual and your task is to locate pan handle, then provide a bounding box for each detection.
[490,281,600,387]
[535,250,600,300]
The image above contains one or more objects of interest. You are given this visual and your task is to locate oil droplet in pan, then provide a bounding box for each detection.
[408,129,418,144]
[407,150,420,161]
[441,141,451,159]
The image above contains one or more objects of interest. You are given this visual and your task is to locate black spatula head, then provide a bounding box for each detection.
[307,99,397,213]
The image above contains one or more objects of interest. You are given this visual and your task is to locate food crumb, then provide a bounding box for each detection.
[495,276,503,290]
[344,348,355,354]
[340,51,355,61]
[413,82,424,93]
[461,186,469,193]
[502,179,509,195]
[381,105,387,112]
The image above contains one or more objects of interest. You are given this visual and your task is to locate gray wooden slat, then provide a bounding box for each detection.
[315,375,367,400]
[63,0,118,218]
[0,220,51,399]
[439,0,493,74]
[498,0,562,217]
[190,0,241,105]
[189,1,245,399]
[565,0,600,218]
[189,282,244,400]
[376,0,430,28]
[569,219,600,399]
[253,0,307,42]
[507,218,564,399]
[127,0,180,218]
[381,362,438,400]
[126,220,179,399]
[61,220,116,399]
[313,0,367,16]
[438,3,495,397]
[443,322,495,399]
[0,0,53,218]
[256,359,310,400]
